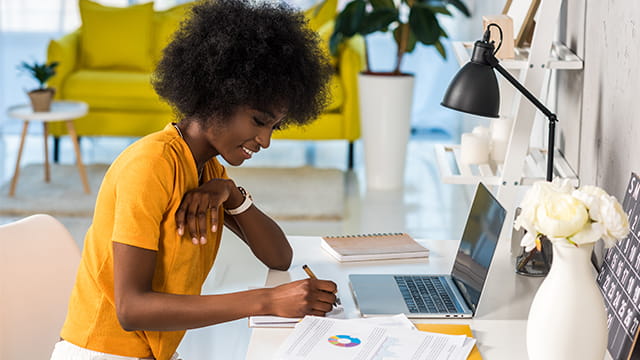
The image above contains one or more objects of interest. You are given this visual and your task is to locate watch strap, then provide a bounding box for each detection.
[225,186,253,215]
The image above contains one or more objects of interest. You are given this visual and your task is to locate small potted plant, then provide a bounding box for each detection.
[18,60,59,112]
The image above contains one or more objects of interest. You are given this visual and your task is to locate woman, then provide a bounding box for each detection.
[51,1,335,359]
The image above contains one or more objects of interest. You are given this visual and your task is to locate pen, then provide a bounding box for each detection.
[302,264,340,306]
[302,264,317,279]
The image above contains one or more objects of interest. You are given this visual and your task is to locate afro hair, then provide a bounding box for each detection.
[152,0,333,129]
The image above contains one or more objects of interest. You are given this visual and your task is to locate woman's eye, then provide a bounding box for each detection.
[253,117,265,126]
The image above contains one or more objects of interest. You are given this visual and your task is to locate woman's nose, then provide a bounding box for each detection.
[255,128,272,149]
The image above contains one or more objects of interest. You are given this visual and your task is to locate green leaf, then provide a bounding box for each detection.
[409,5,440,45]
[360,8,398,35]
[370,0,395,10]
[393,26,418,54]
[334,0,366,37]
[427,5,451,16]
[434,39,447,59]
[329,32,343,56]
[446,0,471,17]
[17,61,58,88]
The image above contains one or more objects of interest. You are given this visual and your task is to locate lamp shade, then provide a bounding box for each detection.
[441,42,500,118]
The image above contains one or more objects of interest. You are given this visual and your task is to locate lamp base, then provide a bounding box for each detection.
[515,237,553,277]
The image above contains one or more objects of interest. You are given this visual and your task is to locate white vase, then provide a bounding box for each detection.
[526,241,608,360]
[358,73,414,190]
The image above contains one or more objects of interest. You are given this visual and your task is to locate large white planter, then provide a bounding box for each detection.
[358,73,414,190]
[526,242,608,360]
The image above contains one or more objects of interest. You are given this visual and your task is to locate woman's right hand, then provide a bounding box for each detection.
[267,279,337,318]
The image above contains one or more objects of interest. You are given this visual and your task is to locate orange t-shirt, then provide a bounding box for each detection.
[61,124,227,360]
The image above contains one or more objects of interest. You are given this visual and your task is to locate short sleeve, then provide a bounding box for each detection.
[111,154,174,250]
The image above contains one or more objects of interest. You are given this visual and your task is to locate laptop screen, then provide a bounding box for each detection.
[451,183,506,313]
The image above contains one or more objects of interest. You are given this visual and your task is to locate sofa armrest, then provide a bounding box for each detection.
[47,29,81,99]
[336,34,366,141]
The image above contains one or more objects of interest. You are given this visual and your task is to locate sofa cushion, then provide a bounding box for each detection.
[304,0,337,31]
[79,0,154,72]
[153,3,193,63]
[317,20,338,67]
[326,74,344,112]
[63,70,170,112]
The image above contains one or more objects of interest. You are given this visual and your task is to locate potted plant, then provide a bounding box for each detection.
[18,60,59,112]
[329,0,469,189]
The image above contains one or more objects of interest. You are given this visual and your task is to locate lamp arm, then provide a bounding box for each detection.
[488,56,558,181]
[492,62,556,120]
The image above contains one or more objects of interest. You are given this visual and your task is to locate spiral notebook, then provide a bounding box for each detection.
[320,233,429,262]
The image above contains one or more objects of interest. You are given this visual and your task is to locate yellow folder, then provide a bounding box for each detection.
[415,323,482,360]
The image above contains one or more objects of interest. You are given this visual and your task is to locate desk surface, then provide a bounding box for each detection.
[246,236,542,359]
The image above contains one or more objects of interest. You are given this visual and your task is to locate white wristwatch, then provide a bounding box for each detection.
[225,186,253,215]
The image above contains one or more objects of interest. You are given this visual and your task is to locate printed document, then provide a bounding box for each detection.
[274,316,388,360]
[274,316,476,360]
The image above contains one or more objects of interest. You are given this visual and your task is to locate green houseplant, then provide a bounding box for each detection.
[329,0,470,74]
[327,0,469,190]
[18,60,59,111]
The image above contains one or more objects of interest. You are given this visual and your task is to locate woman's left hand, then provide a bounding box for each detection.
[175,179,233,245]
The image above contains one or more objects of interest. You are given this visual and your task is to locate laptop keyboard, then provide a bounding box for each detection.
[394,275,459,313]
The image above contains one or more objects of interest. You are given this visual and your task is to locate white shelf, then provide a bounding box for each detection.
[452,41,583,70]
[434,144,579,186]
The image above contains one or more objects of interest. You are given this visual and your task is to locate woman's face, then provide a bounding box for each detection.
[207,106,286,166]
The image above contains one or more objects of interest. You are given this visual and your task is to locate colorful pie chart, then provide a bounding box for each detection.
[327,334,361,347]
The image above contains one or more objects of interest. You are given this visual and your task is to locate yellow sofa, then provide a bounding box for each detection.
[46,0,365,166]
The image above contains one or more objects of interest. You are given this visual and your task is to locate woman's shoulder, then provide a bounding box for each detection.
[116,126,186,165]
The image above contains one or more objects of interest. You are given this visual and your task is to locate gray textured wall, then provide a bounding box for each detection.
[559,0,640,198]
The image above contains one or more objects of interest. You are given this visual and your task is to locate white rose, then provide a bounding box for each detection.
[535,192,589,238]
[573,186,630,247]
[551,178,575,194]
[572,185,609,222]
[600,195,630,246]
[514,181,557,233]
[571,222,605,246]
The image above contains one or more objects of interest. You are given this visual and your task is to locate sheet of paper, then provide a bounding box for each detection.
[345,314,416,330]
[274,316,388,360]
[451,337,477,360]
[249,302,346,328]
[373,328,468,360]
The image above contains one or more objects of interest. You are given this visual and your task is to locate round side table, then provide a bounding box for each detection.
[7,101,90,196]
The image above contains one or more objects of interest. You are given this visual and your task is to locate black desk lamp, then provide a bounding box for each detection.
[441,24,557,276]
[441,24,557,182]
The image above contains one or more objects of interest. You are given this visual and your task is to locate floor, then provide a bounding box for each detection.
[0,131,476,359]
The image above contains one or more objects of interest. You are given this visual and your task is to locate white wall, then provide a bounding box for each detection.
[558,0,640,199]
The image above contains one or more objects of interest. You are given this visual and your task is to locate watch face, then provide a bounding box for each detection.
[238,186,252,200]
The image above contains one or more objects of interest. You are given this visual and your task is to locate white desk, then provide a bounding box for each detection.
[246,236,540,359]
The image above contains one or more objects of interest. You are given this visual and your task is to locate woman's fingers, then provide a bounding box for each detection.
[210,204,219,233]
[270,279,338,317]
[176,181,230,245]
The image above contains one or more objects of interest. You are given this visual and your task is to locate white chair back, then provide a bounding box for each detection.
[0,214,81,359]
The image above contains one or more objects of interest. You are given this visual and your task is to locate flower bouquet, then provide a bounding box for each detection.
[515,179,630,251]
[517,179,631,360]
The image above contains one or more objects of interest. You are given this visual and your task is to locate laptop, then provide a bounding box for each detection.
[349,182,506,318]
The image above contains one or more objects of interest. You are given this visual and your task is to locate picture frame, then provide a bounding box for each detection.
[502,0,541,47]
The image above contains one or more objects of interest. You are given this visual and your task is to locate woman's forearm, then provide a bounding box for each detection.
[227,206,293,270]
[116,288,271,331]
